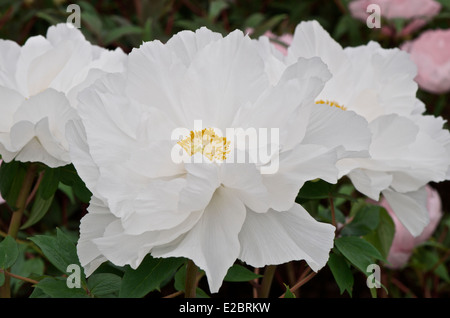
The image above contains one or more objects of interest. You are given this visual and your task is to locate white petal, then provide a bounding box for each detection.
[77,73,140,167]
[346,169,393,200]
[288,20,348,75]
[233,57,331,150]
[369,114,418,159]
[66,119,101,198]
[15,35,53,96]
[0,39,21,89]
[382,187,429,237]
[180,29,269,130]
[252,35,287,84]
[119,178,190,234]
[262,144,339,211]
[238,204,335,271]
[91,208,203,270]
[126,40,188,126]
[77,197,117,276]
[302,103,371,155]
[219,162,270,212]
[178,158,220,213]
[152,186,247,293]
[0,86,25,131]
[165,27,223,67]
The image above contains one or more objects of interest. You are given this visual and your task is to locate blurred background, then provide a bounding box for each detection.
[1,0,449,298]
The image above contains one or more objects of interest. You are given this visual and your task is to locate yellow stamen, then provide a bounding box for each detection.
[177,128,230,161]
[315,99,347,111]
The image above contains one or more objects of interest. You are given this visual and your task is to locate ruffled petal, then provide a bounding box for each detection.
[152,187,247,293]
[238,204,335,271]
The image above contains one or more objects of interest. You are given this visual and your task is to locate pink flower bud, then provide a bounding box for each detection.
[401,29,450,94]
[349,0,441,37]
[263,31,293,56]
[379,185,443,269]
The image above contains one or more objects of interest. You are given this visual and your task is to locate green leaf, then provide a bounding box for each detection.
[341,205,380,237]
[250,14,288,38]
[142,18,154,42]
[58,164,92,203]
[58,183,76,204]
[103,25,143,45]
[283,284,296,298]
[327,253,353,297]
[317,205,346,224]
[38,167,60,200]
[20,167,59,229]
[0,160,27,208]
[209,0,229,20]
[88,273,122,297]
[436,0,450,9]
[119,255,185,298]
[335,236,384,273]
[297,179,334,200]
[0,236,19,269]
[243,13,265,30]
[0,271,4,287]
[195,287,210,298]
[34,277,88,298]
[224,264,262,282]
[28,228,83,278]
[364,208,395,260]
[391,18,407,34]
[20,193,55,230]
[174,264,187,292]
[11,257,44,292]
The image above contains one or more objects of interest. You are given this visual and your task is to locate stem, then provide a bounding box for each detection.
[25,170,44,207]
[252,268,260,298]
[0,163,37,298]
[0,269,39,285]
[329,195,337,227]
[333,0,347,14]
[184,259,198,298]
[163,290,183,298]
[8,163,37,239]
[391,277,417,298]
[279,269,316,298]
[259,265,277,298]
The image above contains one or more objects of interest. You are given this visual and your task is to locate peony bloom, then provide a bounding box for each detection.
[67,27,372,293]
[285,21,450,237]
[401,29,450,94]
[0,23,126,168]
[349,0,441,37]
[378,186,443,269]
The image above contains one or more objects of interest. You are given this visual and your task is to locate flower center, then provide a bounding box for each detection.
[177,128,231,161]
[315,99,347,111]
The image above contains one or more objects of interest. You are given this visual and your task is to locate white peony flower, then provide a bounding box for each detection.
[286,21,450,237]
[67,27,371,293]
[0,23,126,168]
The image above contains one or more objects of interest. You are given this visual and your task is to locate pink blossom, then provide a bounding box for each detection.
[349,0,441,37]
[245,28,293,56]
[401,29,450,94]
[263,31,293,56]
[379,186,443,269]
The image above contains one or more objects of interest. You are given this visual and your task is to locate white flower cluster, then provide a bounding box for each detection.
[0,22,448,293]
